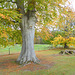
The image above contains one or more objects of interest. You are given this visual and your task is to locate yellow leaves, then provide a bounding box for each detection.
[0,28,9,47]
[7,27,12,31]
[1,30,8,39]
[68,37,75,46]
[39,27,53,41]
[0,13,5,19]
[52,35,75,47]
[0,27,22,47]
[0,13,10,21]
[1,34,8,39]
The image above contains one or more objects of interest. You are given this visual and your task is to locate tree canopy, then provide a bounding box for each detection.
[0,0,74,64]
[0,0,70,46]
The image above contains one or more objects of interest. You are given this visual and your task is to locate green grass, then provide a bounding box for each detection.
[0,44,21,54]
[34,44,52,51]
[0,44,75,75]
[0,44,51,55]
[6,50,75,75]
[52,56,75,75]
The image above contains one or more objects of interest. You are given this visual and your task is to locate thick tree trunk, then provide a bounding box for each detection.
[16,14,39,65]
[64,43,69,48]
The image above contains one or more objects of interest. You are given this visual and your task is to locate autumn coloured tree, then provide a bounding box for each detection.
[38,5,75,48]
[56,9,75,48]
[51,35,75,48]
[37,26,53,44]
[0,0,70,65]
[0,8,21,47]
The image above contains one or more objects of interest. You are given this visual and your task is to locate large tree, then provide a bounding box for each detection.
[0,0,68,65]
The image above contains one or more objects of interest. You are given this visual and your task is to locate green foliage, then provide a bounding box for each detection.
[0,27,22,47]
[0,8,22,47]
[0,0,71,47]
[36,0,68,26]
[52,31,65,37]
[0,8,21,25]
[42,31,66,44]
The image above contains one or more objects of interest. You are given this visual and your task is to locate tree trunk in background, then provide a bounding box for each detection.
[64,43,69,48]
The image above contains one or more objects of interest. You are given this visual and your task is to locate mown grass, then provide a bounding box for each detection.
[0,44,74,55]
[3,50,75,75]
[0,44,75,75]
[0,44,51,55]
[7,54,75,75]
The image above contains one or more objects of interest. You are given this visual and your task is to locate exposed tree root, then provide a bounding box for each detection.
[16,56,40,66]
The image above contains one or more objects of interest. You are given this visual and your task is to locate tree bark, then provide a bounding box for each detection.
[64,43,69,48]
[16,0,39,65]
[16,14,39,64]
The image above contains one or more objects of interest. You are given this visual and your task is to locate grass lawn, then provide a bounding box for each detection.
[0,44,51,55]
[0,50,75,75]
[0,44,75,75]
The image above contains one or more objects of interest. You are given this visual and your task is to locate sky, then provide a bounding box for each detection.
[72,0,75,10]
[69,0,75,10]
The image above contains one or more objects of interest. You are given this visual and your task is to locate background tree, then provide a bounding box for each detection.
[38,5,75,48]
[57,9,75,48]
[51,35,75,48]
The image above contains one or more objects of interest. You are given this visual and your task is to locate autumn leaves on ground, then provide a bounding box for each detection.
[0,49,75,75]
[0,50,55,74]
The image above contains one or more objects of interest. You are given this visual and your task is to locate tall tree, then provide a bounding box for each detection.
[0,0,68,65]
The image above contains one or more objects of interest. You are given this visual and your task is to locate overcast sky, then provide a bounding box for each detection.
[69,0,75,10]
